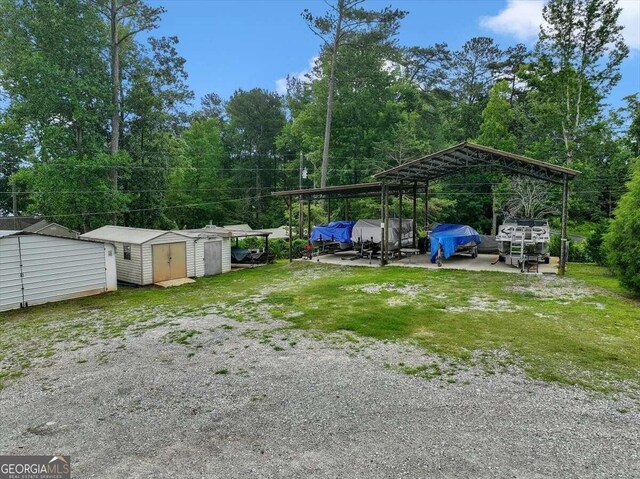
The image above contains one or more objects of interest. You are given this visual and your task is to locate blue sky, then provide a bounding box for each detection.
[149,0,640,110]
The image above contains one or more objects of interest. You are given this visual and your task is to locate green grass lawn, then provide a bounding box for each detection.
[1,261,639,394]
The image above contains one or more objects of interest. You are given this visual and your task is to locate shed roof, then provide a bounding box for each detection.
[223,224,253,231]
[0,216,41,230]
[174,228,232,239]
[81,225,189,245]
[374,142,580,184]
[259,226,290,240]
[21,219,49,232]
[0,230,107,245]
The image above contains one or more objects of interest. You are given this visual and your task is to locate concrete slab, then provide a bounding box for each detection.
[306,251,559,275]
[155,278,196,288]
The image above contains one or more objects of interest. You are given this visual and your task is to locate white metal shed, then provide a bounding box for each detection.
[0,231,116,312]
[81,226,200,285]
[173,229,232,276]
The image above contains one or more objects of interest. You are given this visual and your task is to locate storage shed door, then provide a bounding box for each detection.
[152,242,187,283]
[203,241,222,276]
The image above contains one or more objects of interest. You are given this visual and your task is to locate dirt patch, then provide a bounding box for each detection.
[345,282,422,297]
[446,295,522,313]
[505,276,594,301]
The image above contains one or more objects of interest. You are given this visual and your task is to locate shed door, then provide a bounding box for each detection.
[203,241,222,276]
[152,242,187,283]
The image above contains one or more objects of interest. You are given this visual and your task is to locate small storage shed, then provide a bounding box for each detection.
[0,231,116,312]
[23,220,79,239]
[174,229,232,276]
[81,226,198,285]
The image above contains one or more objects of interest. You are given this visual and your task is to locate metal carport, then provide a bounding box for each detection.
[274,142,580,274]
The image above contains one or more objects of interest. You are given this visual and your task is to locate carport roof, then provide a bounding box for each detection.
[272,182,402,200]
[374,142,580,184]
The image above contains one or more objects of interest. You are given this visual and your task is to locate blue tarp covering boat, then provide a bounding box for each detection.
[310,221,356,244]
[430,224,482,263]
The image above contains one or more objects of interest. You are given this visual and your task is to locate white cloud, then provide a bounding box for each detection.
[479,0,545,42]
[619,0,640,50]
[275,56,319,95]
[480,0,640,50]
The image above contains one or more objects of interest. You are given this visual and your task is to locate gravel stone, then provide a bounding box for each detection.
[0,311,638,478]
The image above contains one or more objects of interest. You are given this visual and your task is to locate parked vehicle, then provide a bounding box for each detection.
[496,219,551,270]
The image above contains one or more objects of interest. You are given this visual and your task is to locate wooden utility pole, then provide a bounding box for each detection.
[12,182,18,216]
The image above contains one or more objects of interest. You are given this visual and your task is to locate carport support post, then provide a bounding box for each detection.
[559,174,569,275]
[412,182,417,248]
[380,182,389,266]
[424,180,429,230]
[398,182,403,253]
[298,194,304,238]
[380,184,385,266]
[384,183,390,265]
[288,195,293,263]
[307,200,312,239]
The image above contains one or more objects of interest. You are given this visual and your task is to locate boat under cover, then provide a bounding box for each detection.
[430,224,482,264]
[310,221,356,245]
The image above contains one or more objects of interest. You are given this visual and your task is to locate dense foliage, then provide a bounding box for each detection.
[604,160,640,293]
[0,0,637,268]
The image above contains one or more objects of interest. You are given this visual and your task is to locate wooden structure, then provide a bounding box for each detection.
[274,142,579,275]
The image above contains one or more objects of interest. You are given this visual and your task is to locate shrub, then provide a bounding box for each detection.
[549,235,589,262]
[236,237,310,259]
[583,221,609,266]
[604,160,640,294]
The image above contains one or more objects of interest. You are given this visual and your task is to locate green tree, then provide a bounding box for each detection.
[168,118,231,228]
[92,0,165,224]
[0,117,33,214]
[447,37,503,141]
[0,0,111,159]
[302,0,406,188]
[120,35,194,229]
[604,160,640,293]
[476,80,516,233]
[477,81,516,152]
[225,88,285,226]
[13,153,130,232]
[533,0,629,165]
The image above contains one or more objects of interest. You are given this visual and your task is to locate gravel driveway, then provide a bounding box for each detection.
[0,311,638,478]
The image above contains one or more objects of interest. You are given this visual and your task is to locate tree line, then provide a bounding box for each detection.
[0,0,638,245]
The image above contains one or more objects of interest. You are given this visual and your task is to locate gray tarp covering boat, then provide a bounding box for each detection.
[477,234,499,254]
[351,219,413,250]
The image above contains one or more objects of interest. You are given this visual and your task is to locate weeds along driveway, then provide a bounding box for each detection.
[0,262,639,477]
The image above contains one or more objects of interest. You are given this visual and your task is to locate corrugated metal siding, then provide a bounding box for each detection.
[18,235,106,307]
[0,236,25,311]
[0,235,109,311]
[222,237,231,273]
[111,241,143,285]
[141,233,193,285]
